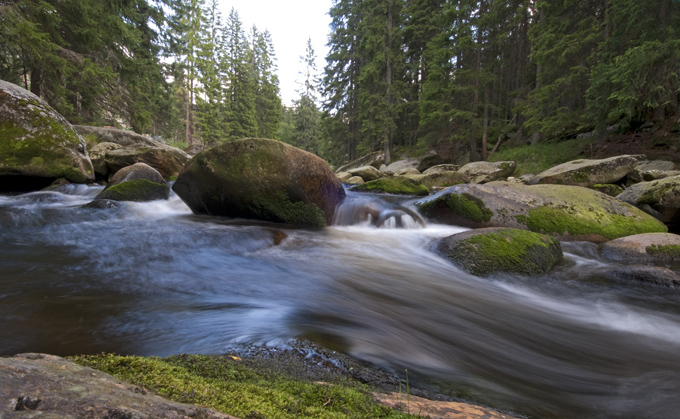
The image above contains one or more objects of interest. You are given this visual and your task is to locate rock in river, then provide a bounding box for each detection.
[0,79,94,191]
[528,155,642,187]
[434,227,563,276]
[416,182,667,242]
[601,232,680,263]
[95,162,169,202]
[173,138,345,227]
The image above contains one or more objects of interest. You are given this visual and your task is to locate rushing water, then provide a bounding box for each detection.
[2,185,680,418]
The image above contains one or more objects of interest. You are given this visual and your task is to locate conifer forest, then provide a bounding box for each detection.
[1,0,678,166]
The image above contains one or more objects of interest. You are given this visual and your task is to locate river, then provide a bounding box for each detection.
[1,185,680,418]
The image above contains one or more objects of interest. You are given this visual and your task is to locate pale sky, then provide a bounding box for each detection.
[220,0,334,106]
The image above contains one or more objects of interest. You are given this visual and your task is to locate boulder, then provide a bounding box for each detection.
[617,175,680,226]
[458,161,516,184]
[601,233,680,263]
[628,160,678,183]
[347,165,382,181]
[0,353,234,419]
[422,164,460,175]
[336,171,352,182]
[434,227,563,276]
[605,265,680,287]
[173,138,345,227]
[396,167,420,176]
[350,176,429,196]
[416,182,667,242]
[528,155,642,187]
[76,125,190,179]
[590,184,624,197]
[347,176,364,185]
[405,171,470,189]
[0,80,94,192]
[381,150,444,174]
[335,151,385,173]
[184,143,209,156]
[95,163,169,202]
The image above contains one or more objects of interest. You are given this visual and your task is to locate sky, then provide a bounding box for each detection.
[221,0,334,106]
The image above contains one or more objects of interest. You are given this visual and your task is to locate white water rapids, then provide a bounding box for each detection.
[1,185,680,418]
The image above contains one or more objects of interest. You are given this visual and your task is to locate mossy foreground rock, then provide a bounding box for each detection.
[617,175,680,226]
[528,155,642,187]
[96,162,169,202]
[435,227,563,276]
[173,138,345,227]
[0,353,234,419]
[0,80,93,191]
[416,182,667,242]
[601,232,680,263]
[350,176,429,195]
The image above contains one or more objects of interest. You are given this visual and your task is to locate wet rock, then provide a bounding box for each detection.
[347,176,364,185]
[416,182,667,242]
[95,163,169,202]
[617,175,680,226]
[605,265,680,287]
[347,165,381,181]
[458,161,516,184]
[173,138,345,227]
[350,176,429,196]
[601,233,680,263]
[528,155,642,187]
[373,392,517,419]
[82,199,126,209]
[334,198,426,228]
[0,353,235,419]
[15,191,65,203]
[434,227,563,276]
[335,151,385,173]
[0,80,94,192]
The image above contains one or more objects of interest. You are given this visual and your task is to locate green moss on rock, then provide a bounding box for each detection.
[515,205,667,240]
[436,228,562,276]
[96,179,169,202]
[350,177,429,196]
[646,244,680,259]
[417,192,493,223]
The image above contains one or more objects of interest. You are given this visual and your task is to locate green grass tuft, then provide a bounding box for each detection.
[489,138,597,175]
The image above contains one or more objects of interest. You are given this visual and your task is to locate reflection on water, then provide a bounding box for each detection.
[1,187,680,418]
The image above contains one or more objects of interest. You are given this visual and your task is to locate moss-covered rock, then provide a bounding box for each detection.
[416,182,667,242]
[350,176,429,196]
[628,160,678,183]
[458,161,516,183]
[434,227,563,276]
[601,232,680,263]
[528,155,642,187]
[0,80,94,191]
[95,163,169,202]
[617,175,680,227]
[405,171,470,189]
[590,183,624,197]
[173,138,345,227]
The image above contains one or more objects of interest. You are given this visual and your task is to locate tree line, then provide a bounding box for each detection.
[322,0,680,165]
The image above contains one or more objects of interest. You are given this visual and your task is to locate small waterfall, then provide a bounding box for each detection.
[333,195,426,228]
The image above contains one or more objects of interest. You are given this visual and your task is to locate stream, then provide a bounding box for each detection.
[2,185,680,418]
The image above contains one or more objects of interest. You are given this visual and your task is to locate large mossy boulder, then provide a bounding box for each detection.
[458,161,516,184]
[405,171,470,189]
[434,227,563,276]
[0,80,94,191]
[173,138,345,227]
[349,176,429,196]
[95,162,169,202]
[617,175,680,227]
[601,232,680,263]
[416,182,667,242]
[528,155,642,187]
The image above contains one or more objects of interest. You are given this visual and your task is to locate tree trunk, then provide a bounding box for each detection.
[384,0,394,166]
[482,86,489,161]
[30,69,42,97]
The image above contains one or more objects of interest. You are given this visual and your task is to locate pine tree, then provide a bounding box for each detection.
[251,28,283,139]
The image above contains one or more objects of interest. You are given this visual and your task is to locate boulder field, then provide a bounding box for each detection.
[173,138,345,227]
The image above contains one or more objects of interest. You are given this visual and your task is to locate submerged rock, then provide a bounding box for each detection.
[95,162,169,202]
[459,161,516,184]
[434,227,563,276]
[0,80,94,191]
[605,265,680,287]
[173,138,345,227]
[601,232,680,263]
[528,155,642,187]
[350,176,429,196]
[0,353,234,419]
[416,182,667,242]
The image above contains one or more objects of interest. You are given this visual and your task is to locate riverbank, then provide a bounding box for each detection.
[2,340,521,419]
